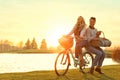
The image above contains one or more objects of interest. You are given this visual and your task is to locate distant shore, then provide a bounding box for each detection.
[0,49,57,54]
[0,49,113,58]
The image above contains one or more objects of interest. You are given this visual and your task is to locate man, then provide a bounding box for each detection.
[86,17,105,74]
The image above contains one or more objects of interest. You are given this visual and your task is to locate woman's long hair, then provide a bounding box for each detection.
[74,16,86,40]
[76,16,86,26]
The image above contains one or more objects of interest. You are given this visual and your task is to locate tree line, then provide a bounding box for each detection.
[24,38,47,50]
[0,38,48,52]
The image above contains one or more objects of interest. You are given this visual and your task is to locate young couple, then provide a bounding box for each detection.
[67,16,105,74]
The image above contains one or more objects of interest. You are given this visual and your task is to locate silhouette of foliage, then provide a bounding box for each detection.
[31,38,38,49]
[24,38,31,49]
[40,39,47,50]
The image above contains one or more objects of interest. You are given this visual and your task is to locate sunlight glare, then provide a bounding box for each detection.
[46,23,68,47]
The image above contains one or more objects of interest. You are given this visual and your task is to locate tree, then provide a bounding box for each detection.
[31,38,38,49]
[40,39,47,50]
[24,38,31,49]
[0,40,15,52]
[3,40,13,46]
[17,41,24,48]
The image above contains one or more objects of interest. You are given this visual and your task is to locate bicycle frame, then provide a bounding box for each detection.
[61,49,79,66]
[69,49,77,63]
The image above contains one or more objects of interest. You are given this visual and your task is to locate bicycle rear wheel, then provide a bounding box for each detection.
[80,52,94,73]
[54,51,70,76]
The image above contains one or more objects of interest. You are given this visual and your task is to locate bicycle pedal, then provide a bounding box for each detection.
[74,61,80,65]
[74,63,77,67]
[62,63,65,65]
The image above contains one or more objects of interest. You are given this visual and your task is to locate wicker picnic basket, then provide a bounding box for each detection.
[59,35,74,49]
[90,31,112,47]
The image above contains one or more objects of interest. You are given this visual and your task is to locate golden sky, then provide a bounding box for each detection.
[0,0,120,47]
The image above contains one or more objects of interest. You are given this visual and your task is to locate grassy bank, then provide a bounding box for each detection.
[0,49,113,58]
[105,50,113,58]
[0,65,119,80]
[7,49,57,53]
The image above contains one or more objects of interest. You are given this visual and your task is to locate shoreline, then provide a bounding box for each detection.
[0,65,119,80]
[0,49,113,58]
[0,50,113,58]
[0,49,57,54]
[0,64,119,74]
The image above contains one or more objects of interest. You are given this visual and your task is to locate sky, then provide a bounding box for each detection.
[0,0,120,47]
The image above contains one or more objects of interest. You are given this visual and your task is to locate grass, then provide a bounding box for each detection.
[0,65,120,80]
[104,50,113,58]
[7,49,57,53]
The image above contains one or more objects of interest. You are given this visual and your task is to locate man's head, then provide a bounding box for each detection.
[89,17,96,28]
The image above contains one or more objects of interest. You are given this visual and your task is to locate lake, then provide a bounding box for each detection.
[0,53,118,73]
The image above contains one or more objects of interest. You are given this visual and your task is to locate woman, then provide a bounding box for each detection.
[67,16,87,67]
[86,17,105,74]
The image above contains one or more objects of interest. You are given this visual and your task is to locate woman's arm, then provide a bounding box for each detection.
[80,26,86,38]
[67,24,77,35]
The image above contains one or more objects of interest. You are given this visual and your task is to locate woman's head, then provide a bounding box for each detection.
[77,16,85,25]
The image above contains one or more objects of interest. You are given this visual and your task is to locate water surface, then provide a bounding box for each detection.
[0,53,118,73]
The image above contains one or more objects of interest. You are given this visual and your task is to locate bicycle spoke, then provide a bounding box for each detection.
[80,52,93,73]
[55,51,70,76]
[60,54,65,64]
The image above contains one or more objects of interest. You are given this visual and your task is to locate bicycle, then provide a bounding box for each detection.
[54,36,94,76]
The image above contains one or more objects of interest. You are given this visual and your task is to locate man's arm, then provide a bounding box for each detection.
[96,31,101,37]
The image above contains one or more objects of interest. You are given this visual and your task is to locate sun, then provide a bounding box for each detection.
[44,16,73,47]
[46,24,68,47]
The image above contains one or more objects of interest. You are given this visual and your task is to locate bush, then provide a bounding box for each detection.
[112,47,120,63]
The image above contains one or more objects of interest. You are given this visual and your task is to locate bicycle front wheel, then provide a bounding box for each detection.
[54,51,70,76]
